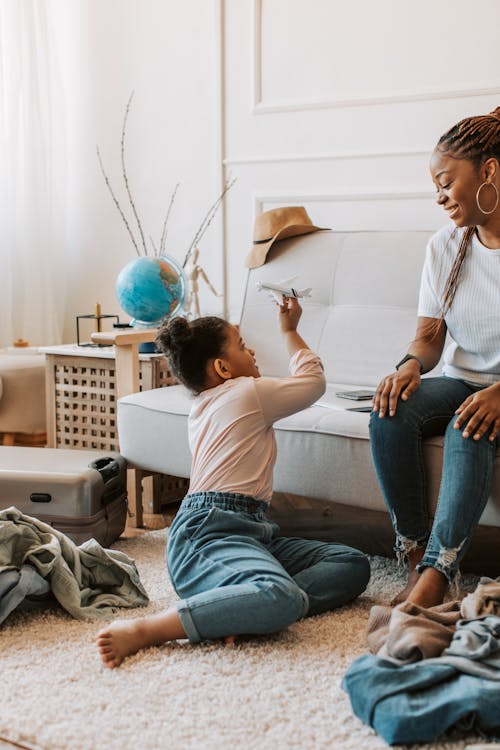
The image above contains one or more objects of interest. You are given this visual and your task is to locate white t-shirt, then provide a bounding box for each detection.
[418,224,500,385]
[187,348,326,503]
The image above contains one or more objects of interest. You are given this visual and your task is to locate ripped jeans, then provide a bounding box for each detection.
[369,376,498,582]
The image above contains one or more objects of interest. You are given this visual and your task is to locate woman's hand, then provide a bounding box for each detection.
[277,295,302,333]
[372,359,422,417]
[454,382,500,442]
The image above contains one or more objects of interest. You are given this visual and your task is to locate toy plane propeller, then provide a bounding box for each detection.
[256,276,312,300]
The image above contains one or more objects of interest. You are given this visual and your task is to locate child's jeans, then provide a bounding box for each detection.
[167,491,370,643]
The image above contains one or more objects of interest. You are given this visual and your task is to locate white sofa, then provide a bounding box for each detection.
[118,230,500,573]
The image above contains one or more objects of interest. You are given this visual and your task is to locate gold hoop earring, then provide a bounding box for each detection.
[475,181,499,215]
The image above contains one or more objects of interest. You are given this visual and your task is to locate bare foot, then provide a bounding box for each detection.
[97,620,150,669]
[406,567,449,609]
[391,546,425,606]
[97,608,187,669]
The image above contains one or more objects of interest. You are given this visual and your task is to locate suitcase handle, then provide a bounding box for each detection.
[89,457,120,484]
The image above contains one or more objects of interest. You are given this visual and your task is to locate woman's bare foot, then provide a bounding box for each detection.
[406,567,449,609]
[97,608,186,669]
[391,546,425,605]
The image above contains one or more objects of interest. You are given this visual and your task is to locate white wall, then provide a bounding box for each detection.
[52,0,224,342]
[53,0,500,337]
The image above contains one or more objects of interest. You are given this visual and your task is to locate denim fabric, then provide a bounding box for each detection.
[0,566,50,624]
[167,491,370,643]
[369,376,497,581]
[342,653,500,745]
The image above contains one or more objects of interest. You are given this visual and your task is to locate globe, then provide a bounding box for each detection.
[115,255,187,327]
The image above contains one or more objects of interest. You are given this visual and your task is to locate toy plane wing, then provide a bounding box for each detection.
[256,280,312,299]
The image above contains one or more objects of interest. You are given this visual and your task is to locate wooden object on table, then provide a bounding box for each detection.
[91,328,158,401]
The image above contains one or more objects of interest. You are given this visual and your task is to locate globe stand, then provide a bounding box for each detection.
[129,318,164,353]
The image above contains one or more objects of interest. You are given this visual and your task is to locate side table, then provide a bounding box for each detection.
[40,339,189,526]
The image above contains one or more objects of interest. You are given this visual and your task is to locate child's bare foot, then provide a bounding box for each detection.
[391,546,425,605]
[97,608,186,669]
[97,619,149,669]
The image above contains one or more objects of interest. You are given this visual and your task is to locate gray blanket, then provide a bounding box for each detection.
[0,506,149,623]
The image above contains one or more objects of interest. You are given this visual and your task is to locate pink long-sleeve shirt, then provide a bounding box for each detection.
[187,348,325,503]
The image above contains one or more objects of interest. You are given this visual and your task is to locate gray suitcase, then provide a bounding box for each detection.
[0,447,128,546]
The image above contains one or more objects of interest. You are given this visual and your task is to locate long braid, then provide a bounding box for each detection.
[441,226,474,316]
[435,107,500,316]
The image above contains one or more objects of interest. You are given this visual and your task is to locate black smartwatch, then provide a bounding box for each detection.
[395,354,424,374]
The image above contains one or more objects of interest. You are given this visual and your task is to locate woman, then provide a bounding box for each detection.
[369,108,500,609]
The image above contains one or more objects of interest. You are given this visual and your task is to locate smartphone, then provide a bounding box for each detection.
[335,390,375,401]
[346,405,373,412]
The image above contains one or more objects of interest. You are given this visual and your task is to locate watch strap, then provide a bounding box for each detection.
[395,354,424,373]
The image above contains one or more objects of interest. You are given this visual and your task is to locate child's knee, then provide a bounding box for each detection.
[332,548,371,596]
[259,578,308,629]
[350,552,371,594]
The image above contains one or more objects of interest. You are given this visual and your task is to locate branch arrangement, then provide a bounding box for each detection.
[97,92,235,261]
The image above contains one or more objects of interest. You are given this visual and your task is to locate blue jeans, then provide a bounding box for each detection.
[369,377,497,581]
[167,492,370,643]
[343,653,500,745]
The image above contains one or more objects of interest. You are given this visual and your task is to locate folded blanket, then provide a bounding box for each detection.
[0,506,149,623]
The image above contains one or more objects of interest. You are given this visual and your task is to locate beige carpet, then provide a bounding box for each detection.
[0,528,482,750]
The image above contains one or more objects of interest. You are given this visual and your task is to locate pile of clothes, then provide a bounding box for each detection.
[342,578,500,745]
[0,507,149,624]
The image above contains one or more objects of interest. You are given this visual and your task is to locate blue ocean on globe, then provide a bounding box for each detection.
[115,255,186,326]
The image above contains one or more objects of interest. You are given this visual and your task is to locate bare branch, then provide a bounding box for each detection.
[159,182,180,256]
[121,91,148,256]
[149,235,159,256]
[183,177,237,267]
[96,145,141,257]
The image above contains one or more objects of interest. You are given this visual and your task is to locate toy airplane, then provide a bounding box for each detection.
[256,276,312,300]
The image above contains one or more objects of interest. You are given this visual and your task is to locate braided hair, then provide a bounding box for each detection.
[435,107,500,317]
[155,315,229,394]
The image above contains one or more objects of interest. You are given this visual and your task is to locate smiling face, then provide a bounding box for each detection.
[429,148,489,228]
[428,147,500,229]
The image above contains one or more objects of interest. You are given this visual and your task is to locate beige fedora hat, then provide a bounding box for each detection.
[245,206,329,269]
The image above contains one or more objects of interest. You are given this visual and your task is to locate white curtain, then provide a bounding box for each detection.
[0,0,67,347]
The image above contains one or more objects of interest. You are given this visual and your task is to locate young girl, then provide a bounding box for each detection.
[97,297,370,668]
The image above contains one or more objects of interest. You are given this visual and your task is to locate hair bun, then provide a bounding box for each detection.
[156,316,192,354]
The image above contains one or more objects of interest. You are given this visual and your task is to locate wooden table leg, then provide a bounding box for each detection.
[127,468,144,528]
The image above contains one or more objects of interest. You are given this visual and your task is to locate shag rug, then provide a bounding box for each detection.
[1,528,483,750]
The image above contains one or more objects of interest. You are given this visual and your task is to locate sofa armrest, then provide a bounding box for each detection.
[91,329,158,400]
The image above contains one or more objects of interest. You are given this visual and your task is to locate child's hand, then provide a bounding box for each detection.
[277,296,302,333]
